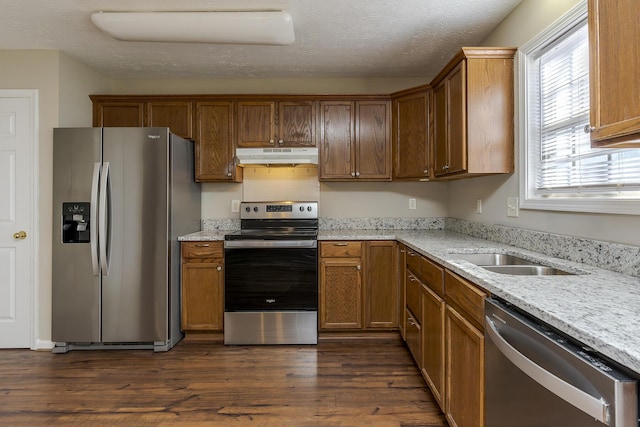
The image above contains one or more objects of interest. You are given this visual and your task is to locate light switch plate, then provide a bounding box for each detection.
[507,197,519,217]
[409,198,416,210]
[231,199,240,213]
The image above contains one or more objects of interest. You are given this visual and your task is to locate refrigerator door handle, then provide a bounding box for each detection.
[90,162,101,276]
[99,162,111,275]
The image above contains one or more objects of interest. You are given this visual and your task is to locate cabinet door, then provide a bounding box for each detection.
[447,62,467,175]
[181,262,224,331]
[319,257,362,329]
[355,100,391,180]
[277,101,316,146]
[393,92,430,179]
[319,101,355,180]
[422,284,446,411]
[364,241,397,329]
[236,101,276,147]
[195,102,240,182]
[446,305,484,427]
[588,0,640,147]
[405,308,422,364]
[147,101,194,139]
[433,82,448,176]
[93,101,145,127]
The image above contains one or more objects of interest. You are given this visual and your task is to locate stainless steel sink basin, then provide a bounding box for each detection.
[481,265,574,276]
[453,253,538,266]
[452,253,575,275]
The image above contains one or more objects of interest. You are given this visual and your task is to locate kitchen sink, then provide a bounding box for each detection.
[452,253,539,266]
[481,265,574,276]
[452,253,575,275]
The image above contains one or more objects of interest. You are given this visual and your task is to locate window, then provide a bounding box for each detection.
[519,1,640,215]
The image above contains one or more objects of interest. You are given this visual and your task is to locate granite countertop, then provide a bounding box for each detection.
[179,228,640,375]
[179,230,228,241]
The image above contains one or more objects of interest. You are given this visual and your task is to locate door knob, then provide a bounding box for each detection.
[13,230,27,240]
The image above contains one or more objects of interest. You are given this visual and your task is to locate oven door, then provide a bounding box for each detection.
[224,240,318,311]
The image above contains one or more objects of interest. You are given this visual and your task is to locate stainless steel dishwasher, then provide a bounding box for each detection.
[485,298,638,426]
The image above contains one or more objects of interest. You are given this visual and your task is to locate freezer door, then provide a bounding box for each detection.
[101,128,169,343]
[52,128,102,343]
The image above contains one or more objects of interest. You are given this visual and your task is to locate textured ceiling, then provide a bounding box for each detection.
[0,0,522,80]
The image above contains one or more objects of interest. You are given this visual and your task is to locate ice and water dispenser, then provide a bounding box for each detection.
[61,202,90,243]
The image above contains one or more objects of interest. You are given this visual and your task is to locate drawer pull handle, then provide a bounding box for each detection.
[334,243,348,246]
[407,251,416,257]
[194,244,210,247]
[408,275,416,282]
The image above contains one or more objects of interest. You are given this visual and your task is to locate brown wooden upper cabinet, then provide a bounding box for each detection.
[195,101,241,182]
[319,99,391,181]
[236,100,316,147]
[91,97,194,140]
[431,48,516,179]
[146,101,194,139]
[93,100,144,128]
[392,86,431,180]
[587,0,640,148]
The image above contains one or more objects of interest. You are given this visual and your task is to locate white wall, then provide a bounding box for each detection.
[447,0,640,247]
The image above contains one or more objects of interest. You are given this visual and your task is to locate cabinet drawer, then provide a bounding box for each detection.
[181,241,224,259]
[406,308,422,364]
[444,270,487,329]
[419,256,444,297]
[406,248,422,273]
[406,270,422,324]
[320,241,362,258]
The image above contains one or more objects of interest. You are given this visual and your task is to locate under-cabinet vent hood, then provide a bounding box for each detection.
[235,147,318,166]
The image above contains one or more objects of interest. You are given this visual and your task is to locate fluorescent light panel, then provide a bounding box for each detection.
[91,11,295,45]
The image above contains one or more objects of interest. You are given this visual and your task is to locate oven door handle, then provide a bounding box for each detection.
[485,316,610,424]
[224,240,317,249]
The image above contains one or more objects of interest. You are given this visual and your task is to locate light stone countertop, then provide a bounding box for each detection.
[179,228,640,375]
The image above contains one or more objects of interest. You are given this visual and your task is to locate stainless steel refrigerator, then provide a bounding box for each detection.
[51,127,200,352]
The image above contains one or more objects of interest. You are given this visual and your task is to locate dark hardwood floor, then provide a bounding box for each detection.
[0,337,447,426]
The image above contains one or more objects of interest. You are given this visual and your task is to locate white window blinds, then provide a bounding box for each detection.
[532,19,640,196]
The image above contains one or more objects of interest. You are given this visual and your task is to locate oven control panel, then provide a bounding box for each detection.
[240,201,318,220]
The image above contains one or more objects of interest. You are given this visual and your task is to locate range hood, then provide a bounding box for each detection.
[235,147,318,166]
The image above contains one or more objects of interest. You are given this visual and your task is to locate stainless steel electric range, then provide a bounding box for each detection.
[223,201,318,345]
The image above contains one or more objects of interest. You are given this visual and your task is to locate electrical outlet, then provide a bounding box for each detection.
[507,197,519,217]
[409,198,416,210]
[231,199,240,213]
[476,199,482,214]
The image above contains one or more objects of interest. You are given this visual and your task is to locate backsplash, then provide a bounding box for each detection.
[198,215,639,278]
[319,217,444,230]
[242,165,319,202]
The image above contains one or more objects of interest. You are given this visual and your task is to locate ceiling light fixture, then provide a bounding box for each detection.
[91,11,295,45]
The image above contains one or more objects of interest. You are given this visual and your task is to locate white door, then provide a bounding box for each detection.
[0,91,37,348]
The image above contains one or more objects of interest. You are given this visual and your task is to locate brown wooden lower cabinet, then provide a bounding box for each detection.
[422,282,446,411]
[402,251,487,427]
[319,240,397,331]
[180,241,224,333]
[445,304,484,427]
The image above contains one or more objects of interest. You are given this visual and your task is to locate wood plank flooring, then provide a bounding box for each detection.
[0,337,447,426]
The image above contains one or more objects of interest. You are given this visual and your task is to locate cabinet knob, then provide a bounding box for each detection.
[278,139,284,145]
[442,165,449,170]
[357,265,361,270]
[407,251,415,257]
[408,275,416,282]
[355,172,360,177]
[351,172,356,177]
[227,172,232,177]
[217,266,222,271]
[400,249,405,253]
[423,168,429,174]
[269,139,275,145]
[584,125,595,133]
